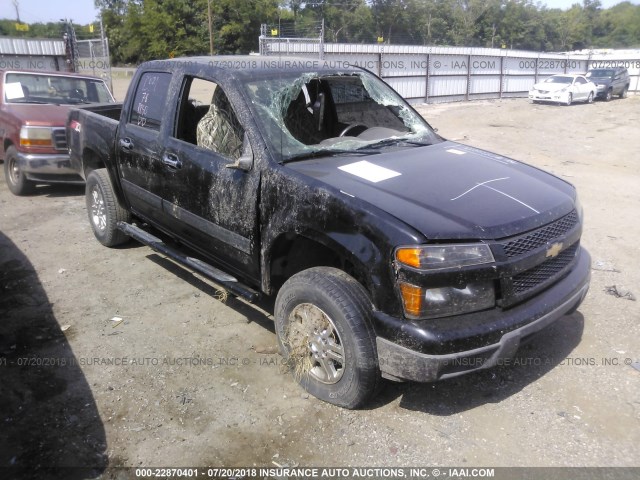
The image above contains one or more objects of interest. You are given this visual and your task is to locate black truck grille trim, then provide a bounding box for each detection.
[52,128,68,151]
[511,242,579,296]
[501,210,579,257]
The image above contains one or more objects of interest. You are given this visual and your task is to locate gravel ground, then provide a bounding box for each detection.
[1,87,639,478]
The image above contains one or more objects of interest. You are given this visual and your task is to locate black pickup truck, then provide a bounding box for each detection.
[67,56,590,408]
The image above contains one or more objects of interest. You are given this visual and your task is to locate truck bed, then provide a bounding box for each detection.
[67,103,123,180]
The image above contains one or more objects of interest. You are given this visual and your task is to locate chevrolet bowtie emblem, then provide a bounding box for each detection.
[546,242,563,258]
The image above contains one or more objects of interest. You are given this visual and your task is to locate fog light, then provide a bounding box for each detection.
[399,281,495,319]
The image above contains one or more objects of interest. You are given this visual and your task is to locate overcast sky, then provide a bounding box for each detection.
[1,0,639,26]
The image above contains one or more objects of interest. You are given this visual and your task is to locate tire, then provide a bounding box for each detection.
[565,93,572,106]
[620,86,628,99]
[587,92,594,104]
[605,89,612,101]
[85,168,131,247]
[3,146,36,195]
[274,267,381,409]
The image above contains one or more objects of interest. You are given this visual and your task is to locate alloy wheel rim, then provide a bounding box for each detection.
[286,303,345,384]
[90,186,107,232]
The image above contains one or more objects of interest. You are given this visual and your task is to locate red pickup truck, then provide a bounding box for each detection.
[0,69,114,195]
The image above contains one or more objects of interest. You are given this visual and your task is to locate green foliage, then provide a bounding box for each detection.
[599,1,640,48]
[211,0,280,54]
[3,0,639,65]
[0,19,66,38]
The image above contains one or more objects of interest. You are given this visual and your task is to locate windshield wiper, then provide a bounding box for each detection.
[358,138,432,150]
[282,148,380,164]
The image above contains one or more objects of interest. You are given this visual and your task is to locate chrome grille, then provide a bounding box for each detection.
[501,210,578,258]
[52,128,67,151]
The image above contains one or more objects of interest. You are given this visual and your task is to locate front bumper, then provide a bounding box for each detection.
[594,85,609,98]
[17,151,84,184]
[375,247,591,382]
[529,90,569,103]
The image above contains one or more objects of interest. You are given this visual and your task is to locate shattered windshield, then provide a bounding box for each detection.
[241,71,439,163]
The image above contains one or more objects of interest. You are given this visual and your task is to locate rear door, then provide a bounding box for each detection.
[117,71,172,224]
[161,75,261,281]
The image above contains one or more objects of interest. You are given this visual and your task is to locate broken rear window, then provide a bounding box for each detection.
[241,71,439,163]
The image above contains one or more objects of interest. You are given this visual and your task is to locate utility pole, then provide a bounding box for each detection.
[207,0,214,55]
[13,0,21,22]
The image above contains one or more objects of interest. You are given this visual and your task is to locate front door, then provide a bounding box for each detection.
[161,76,261,281]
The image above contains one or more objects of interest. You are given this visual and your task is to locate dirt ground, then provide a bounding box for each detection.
[1,78,639,478]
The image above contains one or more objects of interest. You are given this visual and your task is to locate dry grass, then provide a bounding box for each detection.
[282,316,315,381]
[214,289,229,303]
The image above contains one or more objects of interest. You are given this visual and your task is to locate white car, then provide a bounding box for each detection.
[529,74,597,105]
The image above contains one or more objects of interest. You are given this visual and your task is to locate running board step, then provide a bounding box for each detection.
[117,222,259,303]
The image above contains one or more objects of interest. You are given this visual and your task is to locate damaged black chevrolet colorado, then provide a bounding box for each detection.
[67,56,590,408]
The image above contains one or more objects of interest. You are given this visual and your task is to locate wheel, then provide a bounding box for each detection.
[605,89,612,101]
[3,146,36,195]
[587,92,594,104]
[339,123,368,137]
[85,168,131,247]
[620,86,628,99]
[274,267,381,409]
[565,93,573,106]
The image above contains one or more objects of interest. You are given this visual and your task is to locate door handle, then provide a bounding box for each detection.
[162,153,182,170]
[119,137,134,151]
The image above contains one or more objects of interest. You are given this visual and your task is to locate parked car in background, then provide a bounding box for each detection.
[585,67,630,101]
[529,74,597,106]
[1,70,114,195]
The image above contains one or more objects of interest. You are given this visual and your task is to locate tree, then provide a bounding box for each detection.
[599,1,640,48]
[449,0,498,46]
[75,0,640,61]
[407,0,453,45]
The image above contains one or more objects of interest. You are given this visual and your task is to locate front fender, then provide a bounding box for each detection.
[259,166,426,315]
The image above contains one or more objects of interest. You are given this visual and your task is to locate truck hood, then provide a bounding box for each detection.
[2,103,71,127]
[286,141,576,240]
[591,79,612,87]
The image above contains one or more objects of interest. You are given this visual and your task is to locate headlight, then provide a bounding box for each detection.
[399,281,495,319]
[20,126,53,147]
[395,244,495,271]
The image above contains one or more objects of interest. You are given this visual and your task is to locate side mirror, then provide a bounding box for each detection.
[226,133,253,171]
[226,154,253,171]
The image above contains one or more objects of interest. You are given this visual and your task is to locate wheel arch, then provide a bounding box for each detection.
[264,231,383,303]
[3,138,14,155]
[82,147,107,178]
[82,148,128,209]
